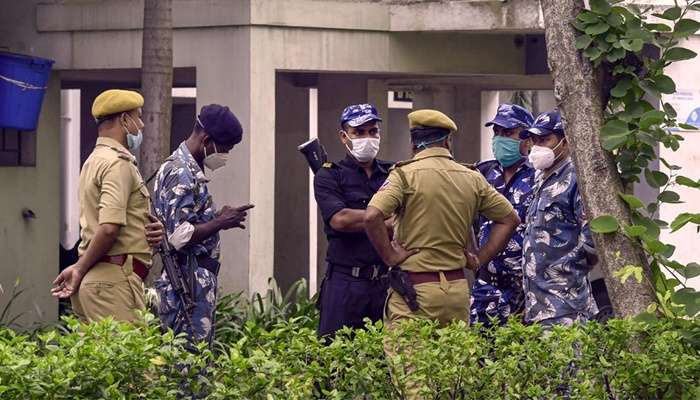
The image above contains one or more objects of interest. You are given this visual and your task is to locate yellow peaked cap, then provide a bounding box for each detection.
[408,109,458,133]
[92,89,144,119]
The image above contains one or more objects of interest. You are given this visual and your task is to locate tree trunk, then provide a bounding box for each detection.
[539,0,657,318]
[140,0,173,183]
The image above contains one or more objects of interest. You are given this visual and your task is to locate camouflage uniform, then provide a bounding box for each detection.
[153,142,219,345]
[522,158,598,327]
[470,159,535,327]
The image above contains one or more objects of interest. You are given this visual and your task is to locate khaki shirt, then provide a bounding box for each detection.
[369,147,513,272]
[78,137,152,265]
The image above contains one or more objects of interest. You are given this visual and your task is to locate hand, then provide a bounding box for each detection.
[144,213,165,248]
[216,204,255,230]
[51,264,86,299]
[386,240,419,267]
[464,251,481,271]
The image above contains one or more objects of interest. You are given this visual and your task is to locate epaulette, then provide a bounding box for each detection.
[322,162,336,169]
[459,162,478,170]
[390,159,419,170]
[109,146,136,163]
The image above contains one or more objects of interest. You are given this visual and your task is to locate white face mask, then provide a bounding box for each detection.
[344,135,380,163]
[203,142,229,171]
[528,139,564,170]
[123,114,143,151]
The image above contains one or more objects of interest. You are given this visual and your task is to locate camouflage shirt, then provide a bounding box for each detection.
[153,142,220,345]
[153,142,219,260]
[470,159,535,326]
[522,158,598,324]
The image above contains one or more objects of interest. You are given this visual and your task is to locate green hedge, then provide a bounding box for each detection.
[1,314,698,399]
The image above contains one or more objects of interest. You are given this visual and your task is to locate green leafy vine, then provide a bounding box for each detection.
[575,0,700,320]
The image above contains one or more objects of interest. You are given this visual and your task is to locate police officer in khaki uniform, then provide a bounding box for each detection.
[51,89,164,322]
[365,109,520,325]
[364,109,520,398]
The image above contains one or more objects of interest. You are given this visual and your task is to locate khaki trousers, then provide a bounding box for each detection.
[71,255,146,323]
[384,274,470,400]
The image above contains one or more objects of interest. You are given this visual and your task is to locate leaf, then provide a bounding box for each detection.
[644,168,669,188]
[646,239,666,254]
[606,12,624,27]
[665,47,697,62]
[610,79,632,97]
[645,23,672,32]
[670,213,700,232]
[671,288,700,317]
[676,175,700,188]
[601,119,630,136]
[681,262,700,279]
[590,215,620,233]
[657,190,681,203]
[606,47,626,62]
[673,19,700,38]
[584,46,603,60]
[590,0,611,15]
[575,35,594,50]
[150,356,166,366]
[654,6,682,21]
[649,75,676,94]
[578,11,601,24]
[678,123,699,130]
[585,22,610,35]
[624,224,647,237]
[662,102,677,118]
[619,193,643,209]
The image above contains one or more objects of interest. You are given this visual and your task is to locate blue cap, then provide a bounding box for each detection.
[340,104,382,128]
[198,104,243,145]
[686,107,700,129]
[485,104,534,130]
[520,110,564,139]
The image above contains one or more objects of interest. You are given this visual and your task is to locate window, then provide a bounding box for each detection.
[0,128,36,166]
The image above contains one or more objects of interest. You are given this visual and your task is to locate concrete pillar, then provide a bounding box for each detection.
[195,28,253,295]
[273,73,310,293]
[453,85,481,164]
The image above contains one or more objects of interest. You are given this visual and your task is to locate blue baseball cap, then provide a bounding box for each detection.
[340,104,382,128]
[198,104,243,145]
[520,110,565,139]
[485,104,534,130]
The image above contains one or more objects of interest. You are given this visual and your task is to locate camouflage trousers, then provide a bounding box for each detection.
[154,267,218,347]
[469,274,524,327]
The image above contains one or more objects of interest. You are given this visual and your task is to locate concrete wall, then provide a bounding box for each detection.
[0,74,61,327]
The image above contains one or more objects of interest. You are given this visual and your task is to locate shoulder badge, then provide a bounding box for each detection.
[459,162,478,170]
[322,162,335,169]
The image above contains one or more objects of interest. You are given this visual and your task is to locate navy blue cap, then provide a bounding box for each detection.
[520,110,564,139]
[340,104,382,128]
[197,104,243,145]
[485,104,534,129]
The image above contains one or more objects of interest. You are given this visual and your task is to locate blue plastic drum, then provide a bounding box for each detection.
[0,52,54,131]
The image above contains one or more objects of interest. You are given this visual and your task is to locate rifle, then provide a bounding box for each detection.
[298,137,328,174]
[154,216,196,331]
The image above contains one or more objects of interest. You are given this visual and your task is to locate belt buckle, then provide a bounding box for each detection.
[351,266,361,278]
[370,265,380,280]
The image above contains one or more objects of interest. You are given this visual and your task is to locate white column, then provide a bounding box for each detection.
[308,88,319,297]
[60,89,81,250]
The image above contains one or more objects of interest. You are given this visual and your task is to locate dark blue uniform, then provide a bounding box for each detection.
[470,159,535,327]
[313,155,392,337]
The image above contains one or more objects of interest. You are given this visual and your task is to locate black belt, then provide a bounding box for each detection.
[330,263,388,280]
